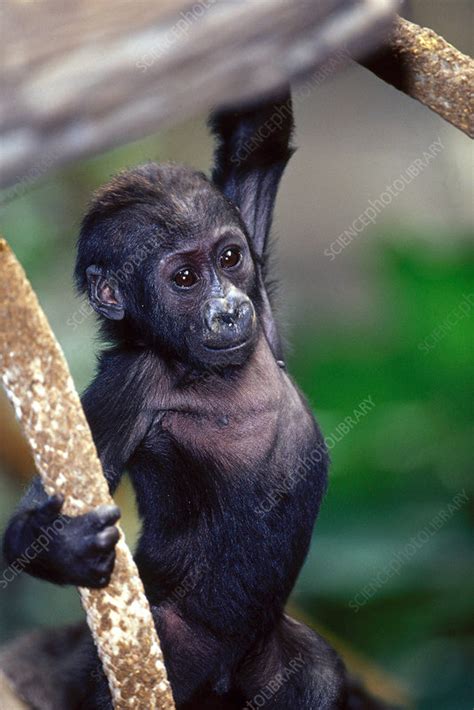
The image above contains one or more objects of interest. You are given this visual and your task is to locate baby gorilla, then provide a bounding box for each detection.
[2,93,382,709]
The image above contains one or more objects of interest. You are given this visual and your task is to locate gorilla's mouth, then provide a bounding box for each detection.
[202,319,257,353]
[200,328,258,366]
[204,338,251,352]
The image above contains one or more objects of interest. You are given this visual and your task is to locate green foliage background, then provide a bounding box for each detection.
[291,238,474,710]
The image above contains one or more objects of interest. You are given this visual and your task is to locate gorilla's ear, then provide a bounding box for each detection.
[209,89,295,261]
[86,265,125,320]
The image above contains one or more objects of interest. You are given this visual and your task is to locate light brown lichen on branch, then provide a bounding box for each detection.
[363,16,474,138]
[0,238,175,710]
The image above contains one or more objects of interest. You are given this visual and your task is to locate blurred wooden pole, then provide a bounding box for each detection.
[0,0,397,188]
[0,388,34,481]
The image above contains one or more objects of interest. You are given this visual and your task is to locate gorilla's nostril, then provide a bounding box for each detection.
[220,312,236,326]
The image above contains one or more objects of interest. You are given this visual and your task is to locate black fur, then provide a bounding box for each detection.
[2,91,388,709]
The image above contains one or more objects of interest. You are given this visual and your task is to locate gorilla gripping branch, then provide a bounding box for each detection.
[0,238,175,710]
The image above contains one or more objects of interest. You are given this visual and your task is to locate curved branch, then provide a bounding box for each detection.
[361,16,474,138]
[0,238,175,710]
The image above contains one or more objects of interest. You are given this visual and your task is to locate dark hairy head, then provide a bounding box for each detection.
[75,91,295,369]
[75,162,261,367]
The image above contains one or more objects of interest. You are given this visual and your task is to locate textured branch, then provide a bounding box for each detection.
[0,238,175,710]
[362,16,474,138]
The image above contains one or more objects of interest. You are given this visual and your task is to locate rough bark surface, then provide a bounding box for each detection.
[0,238,175,710]
[363,16,474,137]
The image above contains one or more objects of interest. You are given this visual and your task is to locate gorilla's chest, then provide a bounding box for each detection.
[146,341,313,473]
[159,399,281,471]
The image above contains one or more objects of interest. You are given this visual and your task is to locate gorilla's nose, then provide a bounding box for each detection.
[204,291,254,336]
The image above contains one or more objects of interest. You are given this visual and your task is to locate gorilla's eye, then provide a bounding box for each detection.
[219,246,242,269]
[173,268,198,289]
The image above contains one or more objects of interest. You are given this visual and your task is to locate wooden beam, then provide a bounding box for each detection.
[0,0,397,189]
